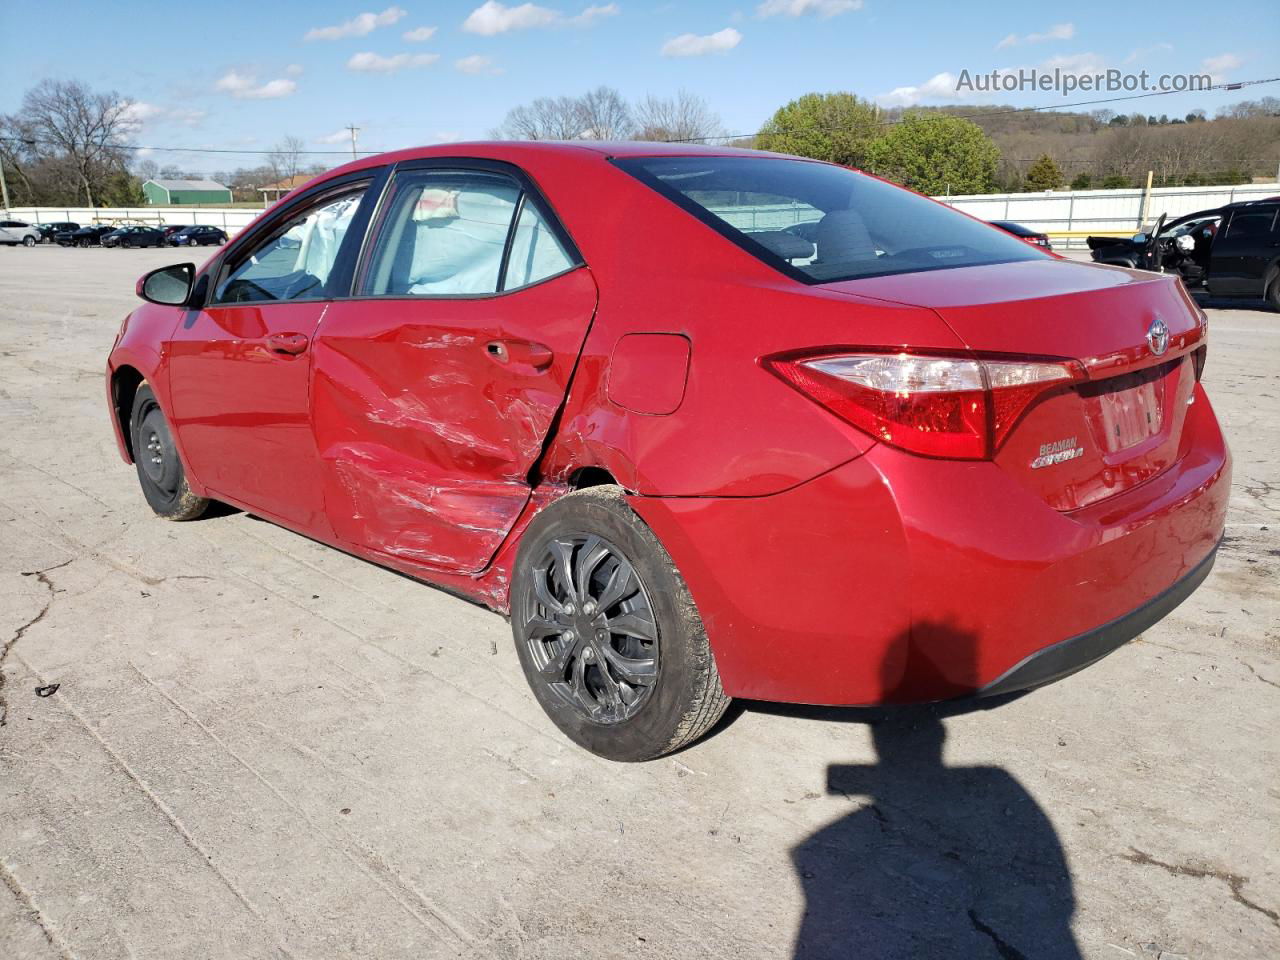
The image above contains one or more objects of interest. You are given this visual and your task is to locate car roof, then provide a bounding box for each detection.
[314,139,791,183]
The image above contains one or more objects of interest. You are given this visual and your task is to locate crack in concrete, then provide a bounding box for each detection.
[0,559,72,727]
[0,858,78,959]
[1121,847,1280,929]
[967,909,1030,960]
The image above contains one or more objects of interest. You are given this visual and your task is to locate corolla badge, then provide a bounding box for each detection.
[1147,317,1170,357]
[1030,437,1084,470]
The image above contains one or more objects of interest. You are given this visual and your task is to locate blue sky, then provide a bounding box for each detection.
[1,1,1276,173]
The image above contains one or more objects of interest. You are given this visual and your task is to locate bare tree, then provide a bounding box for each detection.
[634,90,725,143]
[267,135,305,184]
[577,86,633,140]
[492,96,590,140]
[11,79,136,205]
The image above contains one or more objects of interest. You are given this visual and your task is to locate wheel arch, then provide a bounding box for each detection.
[110,364,146,462]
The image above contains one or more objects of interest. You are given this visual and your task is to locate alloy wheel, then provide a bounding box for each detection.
[521,534,659,723]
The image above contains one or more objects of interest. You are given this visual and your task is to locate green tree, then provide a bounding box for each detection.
[755,92,881,166]
[863,113,998,195]
[1101,174,1130,189]
[1024,154,1064,191]
[1069,172,1093,190]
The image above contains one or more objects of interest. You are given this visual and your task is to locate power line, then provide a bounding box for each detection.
[0,137,379,157]
[664,75,1280,143]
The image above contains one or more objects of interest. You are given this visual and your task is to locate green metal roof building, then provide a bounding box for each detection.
[142,178,232,205]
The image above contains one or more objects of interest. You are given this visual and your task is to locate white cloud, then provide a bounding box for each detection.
[315,129,354,144]
[305,6,407,41]
[455,54,503,74]
[756,0,861,18]
[1041,52,1106,76]
[120,101,165,126]
[996,22,1074,49]
[461,2,613,34]
[1122,42,1172,65]
[285,63,304,76]
[876,72,965,107]
[215,70,298,99]
[347,51,441,72]
[1202,52,1242,82]
[660,27,741,57]
[403,25,438,41]
[432,131,462,143]
[463,1,559,34]
[169,108,208,128]
[568,3,620,25]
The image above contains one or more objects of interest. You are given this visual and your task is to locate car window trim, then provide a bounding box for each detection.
[350,156,586,302]
[200,166,389,309]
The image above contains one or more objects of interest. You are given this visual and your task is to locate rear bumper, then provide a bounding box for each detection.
[976,540,1218,697]
[630,384,1230,705]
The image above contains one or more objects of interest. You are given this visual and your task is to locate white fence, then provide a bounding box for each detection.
[942,182,1280,248]
[4,205,265,237]
[7,181,1279,250]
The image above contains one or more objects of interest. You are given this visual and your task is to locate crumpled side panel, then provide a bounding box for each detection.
[310,268,599,577]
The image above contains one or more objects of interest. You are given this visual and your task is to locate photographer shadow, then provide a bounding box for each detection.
[788,624,1081,959]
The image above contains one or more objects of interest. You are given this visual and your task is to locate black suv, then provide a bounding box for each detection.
[1089,201,1280,308]
[37,221,79,242]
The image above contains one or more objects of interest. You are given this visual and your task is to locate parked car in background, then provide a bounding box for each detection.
[60,224,116,247]
[103,225,167,248]
[0,218,41,247]
[108,142,1230,760]
[169,225,228,247]
[36,221,79,242]
[161,225,191,242]
[989,219,1053,249]
[1089,201,1280,308]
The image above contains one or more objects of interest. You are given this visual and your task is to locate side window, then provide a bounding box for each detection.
[213,186,367,304]
[363,170,520,297]
[1225,209,1276,239]
[504,201,575,289]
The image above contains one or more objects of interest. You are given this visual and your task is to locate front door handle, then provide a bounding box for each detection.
[267,332,309,355]
[485,339,553,371]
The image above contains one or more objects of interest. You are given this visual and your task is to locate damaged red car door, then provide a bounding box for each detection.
[311,164,596,574]
[166,181,375,531]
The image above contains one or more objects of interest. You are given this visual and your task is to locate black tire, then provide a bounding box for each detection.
[23,236,36,247]
[511,486,729,761]
[1267,273,1280,311]
[129,383,209,521]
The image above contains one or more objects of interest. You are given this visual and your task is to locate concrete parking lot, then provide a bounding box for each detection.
[1,246,1276,960]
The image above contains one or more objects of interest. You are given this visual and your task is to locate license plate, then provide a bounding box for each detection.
[1097,376,1163,452]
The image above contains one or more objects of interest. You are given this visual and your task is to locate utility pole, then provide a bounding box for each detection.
[346,125,360,161]
[0,157,10,212]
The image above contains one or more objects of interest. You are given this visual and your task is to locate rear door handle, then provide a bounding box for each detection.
[485,339,553,371]
[267,332,309,355]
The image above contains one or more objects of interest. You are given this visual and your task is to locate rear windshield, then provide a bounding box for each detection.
[614,155,1045,284]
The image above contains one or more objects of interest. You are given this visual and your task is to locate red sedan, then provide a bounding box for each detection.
[107,143,1229,760]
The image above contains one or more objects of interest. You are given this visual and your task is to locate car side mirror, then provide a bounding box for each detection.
[137,263,195,306]
[1132,233,1148,244]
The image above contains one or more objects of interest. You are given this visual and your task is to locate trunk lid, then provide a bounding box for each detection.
[823,259,1206,511]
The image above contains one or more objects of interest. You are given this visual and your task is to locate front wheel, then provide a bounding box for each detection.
[129,384,209,521]
[1268,274,1280,312]
[511,486,729,761]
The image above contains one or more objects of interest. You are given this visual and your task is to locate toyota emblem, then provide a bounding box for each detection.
[1147,317,1170,357]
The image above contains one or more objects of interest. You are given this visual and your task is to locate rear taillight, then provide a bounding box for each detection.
[765,350,1078,459]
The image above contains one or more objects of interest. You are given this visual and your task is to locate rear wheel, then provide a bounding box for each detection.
[129,384,209,521]
[511,486,729,761]
[22,236,35,247]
